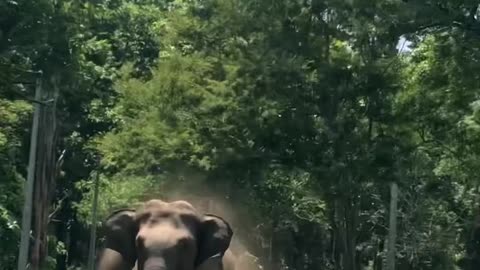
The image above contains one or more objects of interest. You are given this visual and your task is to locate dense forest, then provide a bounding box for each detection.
[2,0,480,269]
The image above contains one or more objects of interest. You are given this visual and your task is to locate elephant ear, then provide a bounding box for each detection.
[195,214,233,267]
[100,208,138,269]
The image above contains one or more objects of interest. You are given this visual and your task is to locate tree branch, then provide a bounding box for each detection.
[55,149,66,178]
[48,192,69,222]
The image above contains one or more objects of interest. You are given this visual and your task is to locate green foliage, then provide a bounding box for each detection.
[97,53,240,173]
[0,205,21,268]
[2,0,480,269]
[0,98,31,269]
[74,173,160,224]
[44,236,67,270]
[77,1,480,269]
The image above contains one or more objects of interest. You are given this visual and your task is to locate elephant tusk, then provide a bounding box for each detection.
[207,253,223,259]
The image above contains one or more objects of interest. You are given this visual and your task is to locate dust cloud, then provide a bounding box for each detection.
[138,164,264,270]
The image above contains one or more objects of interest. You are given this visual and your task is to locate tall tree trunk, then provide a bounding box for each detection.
[331,176,360,270]
[386,182,398,270]
[268,219,281,270]
[373,239,384,270]
[17,73,42,270]
[30,75,60,270]
[342,196,359,270]
[345,194,359,270]
[87,169,101,270]
[334,198,345,270]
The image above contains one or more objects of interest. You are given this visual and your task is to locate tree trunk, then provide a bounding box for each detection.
[30,75,60,270]
[385,182,398,270]
[334,198,345,270]
[373,239,384,270]
[87,169,101,270]
[17,74,42,270]
[268,219,282,270]
[332,177,360,270]
[347,196,359,270]
[342,196,359,270]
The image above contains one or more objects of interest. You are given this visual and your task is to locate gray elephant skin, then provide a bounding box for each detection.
[96,199,235,270]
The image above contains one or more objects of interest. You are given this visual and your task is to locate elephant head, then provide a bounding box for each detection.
[97,199,233,270]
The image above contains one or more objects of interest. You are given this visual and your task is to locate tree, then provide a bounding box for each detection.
[2,1,480,270]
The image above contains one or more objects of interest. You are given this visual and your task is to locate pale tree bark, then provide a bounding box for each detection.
[385,182,398,270]
[30,74,61,270]
[87,169,101,270]
[17,73,42,270]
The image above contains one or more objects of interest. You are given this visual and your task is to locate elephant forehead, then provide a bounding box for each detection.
[141,199,196,211]
[140,200,199,216]
[143,199,168,209]
[170,200,198,212]
[136,200,202,227]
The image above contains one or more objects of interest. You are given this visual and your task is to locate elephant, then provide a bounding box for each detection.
[97,199,235,270]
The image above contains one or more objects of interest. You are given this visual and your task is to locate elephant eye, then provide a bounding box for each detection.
[179,213,200,228]
[159,212,171,218]
[177,237,193,250]
[137,212,151,224]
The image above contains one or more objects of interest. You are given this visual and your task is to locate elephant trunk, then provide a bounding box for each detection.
[141,258,168,270]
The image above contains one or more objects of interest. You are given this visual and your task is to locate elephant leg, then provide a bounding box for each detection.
[97,249,132,270]
[223,249,236,270]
